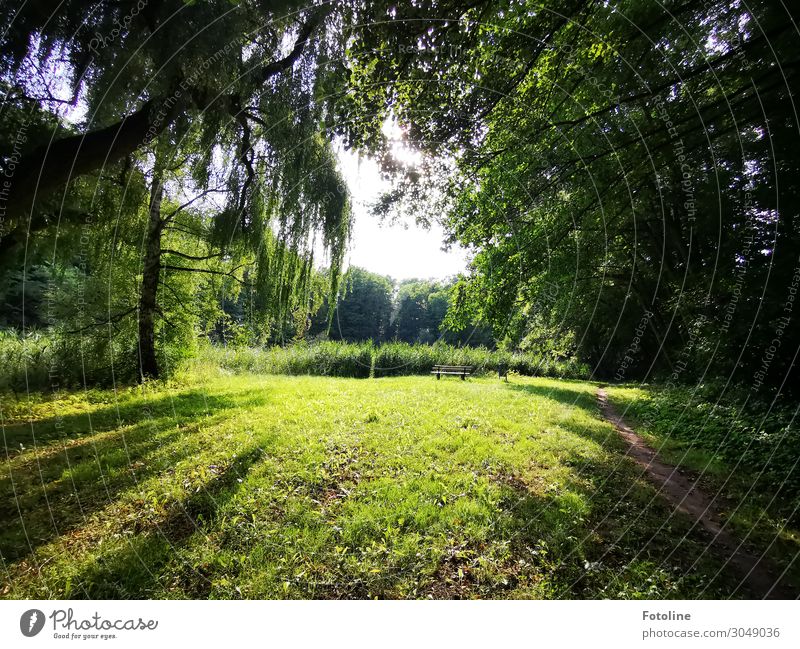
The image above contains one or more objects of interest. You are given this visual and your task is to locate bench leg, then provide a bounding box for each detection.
[436,373,440,380]
[460,374,465,380]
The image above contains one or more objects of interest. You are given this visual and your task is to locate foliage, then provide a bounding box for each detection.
[309,268,495,347]
[0,326,162,391]
[392,278,493,346]
[1,0,352,380]
[310,267,395,343]
[371,341,587,379]
[3,0,798,391]
[607,383,800,515]
[344,0,800,391]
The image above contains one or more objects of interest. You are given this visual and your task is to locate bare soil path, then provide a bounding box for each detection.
[597,387,797,599]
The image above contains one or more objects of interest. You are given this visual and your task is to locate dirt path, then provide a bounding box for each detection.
[597,388,796,599]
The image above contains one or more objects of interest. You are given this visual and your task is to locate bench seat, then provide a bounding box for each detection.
[431,365,474,380]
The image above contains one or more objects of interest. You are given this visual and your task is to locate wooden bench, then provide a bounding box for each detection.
[431,365,474,380]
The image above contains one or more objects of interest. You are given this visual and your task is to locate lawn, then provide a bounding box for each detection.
[0,375,761,599]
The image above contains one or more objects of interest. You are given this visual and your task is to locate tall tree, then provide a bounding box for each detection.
[343,0,800,388]
[138,167,165,379]
[1,0,353,378]
[310,266,394,343]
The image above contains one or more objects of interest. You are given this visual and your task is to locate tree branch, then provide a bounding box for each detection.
[3,93,187,218]
[161,187,227,225]
[164,223,207,238]
[538,22,792,136]
[163,264,250,285]
[161,248,224,261]
[159,278,203,317]
[1,8,327,244]
[65,306,137,333]
[258,6,328,83]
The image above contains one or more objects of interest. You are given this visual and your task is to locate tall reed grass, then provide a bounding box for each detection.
[194,340,589,380]
[0,331,589,392]
[0,329,140,391]
[198,341,374,379]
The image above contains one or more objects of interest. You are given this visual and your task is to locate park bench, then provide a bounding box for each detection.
[431,364,474,380]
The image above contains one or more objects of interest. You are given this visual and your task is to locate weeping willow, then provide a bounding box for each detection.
[211,120,352,343]
[1,1,354,375]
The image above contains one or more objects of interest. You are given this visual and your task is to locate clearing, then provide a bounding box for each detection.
[1,375,795,598]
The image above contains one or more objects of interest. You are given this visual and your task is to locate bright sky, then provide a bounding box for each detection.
[336,138,470,282]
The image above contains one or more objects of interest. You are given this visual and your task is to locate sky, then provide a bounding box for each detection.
[336,138,470,282]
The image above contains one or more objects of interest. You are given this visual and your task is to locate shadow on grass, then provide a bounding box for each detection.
[486,461,752,599]
[320,455,743,599]
[66,445,266,598]
[1,388,244,451]
[4,377,772,599]
[502,380,794,598]
[0,389,254,563]
[506,381,598,412]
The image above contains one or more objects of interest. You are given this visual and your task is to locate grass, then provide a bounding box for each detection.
[190,340,590,380]
[0,374,780,599]
[605,384,800,588]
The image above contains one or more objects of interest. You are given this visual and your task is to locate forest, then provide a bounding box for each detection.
[1,0,799,602]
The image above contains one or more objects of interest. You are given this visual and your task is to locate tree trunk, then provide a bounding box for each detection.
[138,171,164,381]
[3,95,183,221]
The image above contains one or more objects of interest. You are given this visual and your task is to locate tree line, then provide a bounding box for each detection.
[305,267,494,346]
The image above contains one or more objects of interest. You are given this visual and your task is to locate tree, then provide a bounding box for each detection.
[1,0,352,379]
[394,280,437,343]
[344,0,800,388]
[392,278,493,346]
[310,266,394,342]
[1,1,327,229]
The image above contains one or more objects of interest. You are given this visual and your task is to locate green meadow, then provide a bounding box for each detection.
[4,374,790,599]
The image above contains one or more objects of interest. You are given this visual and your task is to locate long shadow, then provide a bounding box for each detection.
[507,381,599,413]
[0,388,258,563]
[2,388,245,452]
[316,452,749,599]
[506,381,626,455]
[66,445,266,598]
[503,381,799,598]
[488,460,762,599]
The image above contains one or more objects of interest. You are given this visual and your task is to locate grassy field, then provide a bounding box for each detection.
[0,374,784,599]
